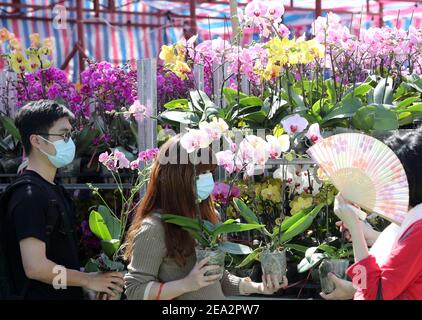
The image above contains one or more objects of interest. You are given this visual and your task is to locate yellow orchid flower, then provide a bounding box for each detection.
[290,195,314,215]
[261,184,282,203]
[9,38,22,51]
[173,60,191,80]
[30,33,41,48]
[38,46,52,56]
[26,55,41,73]
[40,58,52,70]
[9,51,27,73]
[159,45,177,65]
[0,28,10,42]
[43,37,54,51]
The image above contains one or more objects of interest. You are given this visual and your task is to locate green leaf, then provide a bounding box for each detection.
[190,90,216,112]
[233,198,259,225]
[89,210,112,241]
[274,206,314,236]
[241,111,267,124]
[395,97,420,109]
[239,96,264,107]
[101,254,125,272]
[161,214,201,231]
[325,79,337,104]
[218,241,253,255]
[352,105,399,131]
[276,204,324,244]
[0,116,21,141]
[297,253,326,273]
[223,87,248,106]
[322,97,362,123]
[374,78,394,105]
[406,103,422,115]
[97,205,121,239]
[284,243,308,254]
[342,84,373,100]
[398,112,413,126]
[318,244,337,256]
[101,239,121,257]
[164,99,189,110]
[236,247,263,268]
[159,110,200,126]
[212,222,265,240]
[84,259,100,272]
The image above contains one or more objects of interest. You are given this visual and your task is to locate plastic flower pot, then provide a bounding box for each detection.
[260,248,287,280]
[195,247,225,279]
[319,259,349,294]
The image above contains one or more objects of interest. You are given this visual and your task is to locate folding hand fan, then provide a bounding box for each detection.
[307,133,409,225]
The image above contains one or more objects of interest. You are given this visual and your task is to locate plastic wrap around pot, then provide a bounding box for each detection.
[260,248,287,279]
[319,259,350,294]
[195,248,225,279]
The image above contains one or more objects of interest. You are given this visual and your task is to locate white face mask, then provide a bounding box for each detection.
[38,135,76,168]
[196,172,215,201]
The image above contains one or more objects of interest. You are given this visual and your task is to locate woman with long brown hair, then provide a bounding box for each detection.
[123,135,288,300]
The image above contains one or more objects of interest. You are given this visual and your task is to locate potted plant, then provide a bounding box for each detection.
[84,147,157,299]
[234,198,324,282]
[297,242,353,294]
[161,213,265,278]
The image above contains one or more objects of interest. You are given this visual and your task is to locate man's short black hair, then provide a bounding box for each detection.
[384,127,422,208]
[14,100,75,155]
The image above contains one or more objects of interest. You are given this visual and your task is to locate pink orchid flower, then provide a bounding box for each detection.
[266,134,290,159]
[245,0,268,18]
[180,129,211,153]
[266,2,284,21]
[306,123,323,143]
[281,114,309,134]
[99,151,109,164]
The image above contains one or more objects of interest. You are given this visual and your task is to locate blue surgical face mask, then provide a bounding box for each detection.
[196,172,215,201]
[38,136,76,168]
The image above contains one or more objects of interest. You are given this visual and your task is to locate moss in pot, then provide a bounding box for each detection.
[260,247,287,279]
[319,259,350,294]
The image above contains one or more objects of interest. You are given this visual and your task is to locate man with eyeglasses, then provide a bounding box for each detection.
[0,100,124,300]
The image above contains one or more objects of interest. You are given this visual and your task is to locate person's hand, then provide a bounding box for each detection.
[333,195,363,231]
[182,256,222,292]
[85,272,124,298]
[239,275,288,295]
[259,274,288,294]
[320,273,356,300]
[336,220,380,246]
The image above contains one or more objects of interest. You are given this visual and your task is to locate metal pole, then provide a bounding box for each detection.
[76,0,85,74]
[315,0,322,18]
[379,2,384,27]
[189,0,197,35]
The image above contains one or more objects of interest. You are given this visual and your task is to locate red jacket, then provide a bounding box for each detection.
[347,219,422,300]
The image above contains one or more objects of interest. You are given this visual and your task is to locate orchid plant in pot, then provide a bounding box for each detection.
[296,241,353,294]
[234,197,324,281]
[84,147,159,298]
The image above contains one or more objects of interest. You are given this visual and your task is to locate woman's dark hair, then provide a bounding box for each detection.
[14,99,74,155]
[123,135,218,266]
[384,127,422,207]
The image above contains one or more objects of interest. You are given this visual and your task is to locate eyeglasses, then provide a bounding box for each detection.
[38,131,74,143]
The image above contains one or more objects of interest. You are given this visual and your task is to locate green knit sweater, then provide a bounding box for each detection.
[124,214,244,300]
